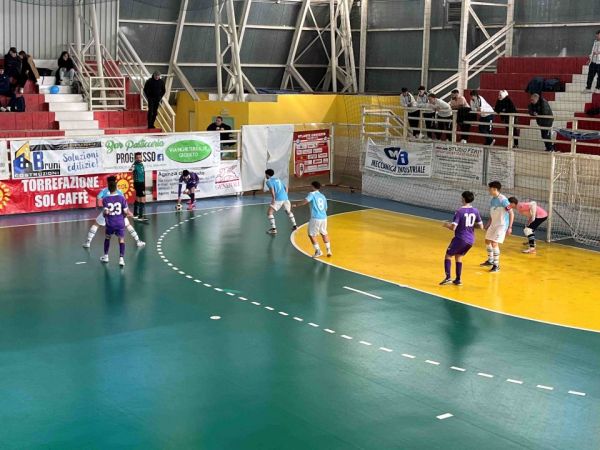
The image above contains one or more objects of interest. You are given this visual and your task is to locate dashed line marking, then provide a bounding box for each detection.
[324,329,335,334]
[451,366,466,372]
[204,283,212,287]
[359,341,372,346]
[341,335,353,340]
[251,301,261,306]
[278,311,289,316]
[265,306,275,311]
[342,286,382,300]
[425,360,440,366]
[186,275,193,279]
[506,379,523,385]
[210,316,221,320]
[194,279,202,283]
[308,323,319,327]
[226,292,235,296]
[173,267,179,271]
[402,353,415,359]
[214,288,223,292]
[75,261,87,265]
[167,263,173,267]
[178,271,185,275]
[379,347,393,353]
[478,373,494,378]
[568,390,586,397]
[537,385,554,391]
[437,413,453,420]
[238,296,248,301]
[293,317,304,322]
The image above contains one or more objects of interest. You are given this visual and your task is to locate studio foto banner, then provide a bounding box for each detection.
[10,133,221,179]
[486,149,515,189]
[293,129,330,177]
[0,141,9,180]
[364,139,432,177]
[0,172,134,215]
[433,143,484,183]
[156,161,242,201]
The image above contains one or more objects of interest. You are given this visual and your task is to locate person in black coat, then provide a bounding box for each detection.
[494,90,520,148]
[143,71,166,129]
[57,51,76,85]
[528,93,554,151]
[4,47,21,79]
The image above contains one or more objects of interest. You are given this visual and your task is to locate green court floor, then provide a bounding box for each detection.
[0,195,599,449]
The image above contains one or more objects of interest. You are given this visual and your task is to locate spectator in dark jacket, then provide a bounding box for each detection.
[57,51,76,85]
[495,90,520,148]
[0,68,16,111]
[528,93,554,151]
[143,71,166,129]
[4,47,21,79]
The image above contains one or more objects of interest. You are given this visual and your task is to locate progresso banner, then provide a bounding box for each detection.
[10,133,222,179]
[364,139,433,178]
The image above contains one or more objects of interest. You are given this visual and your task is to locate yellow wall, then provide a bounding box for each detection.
[175,92,401,132]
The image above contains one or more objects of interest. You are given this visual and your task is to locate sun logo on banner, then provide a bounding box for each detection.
[115,173,135,200]
[0,182,11,211]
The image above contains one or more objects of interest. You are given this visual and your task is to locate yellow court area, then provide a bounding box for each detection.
[293,208,600,332]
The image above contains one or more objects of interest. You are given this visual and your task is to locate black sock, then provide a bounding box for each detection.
[139,202,145,218]
[190,193,195,204]
[134,201,139,217]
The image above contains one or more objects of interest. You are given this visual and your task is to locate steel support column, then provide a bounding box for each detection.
[358,0,368,92]
[420,0,431,88]
[456,0,471,92]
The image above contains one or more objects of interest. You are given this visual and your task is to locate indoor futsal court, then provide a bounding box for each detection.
[1,191,599,449]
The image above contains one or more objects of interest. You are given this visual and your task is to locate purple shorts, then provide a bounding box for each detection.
[106,225,125,238]
[446,237,472,256]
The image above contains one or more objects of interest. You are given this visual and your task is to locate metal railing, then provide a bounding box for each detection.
[117,30,176,132]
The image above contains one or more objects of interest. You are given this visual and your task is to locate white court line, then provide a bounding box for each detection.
[359,341,372,346]
[379,347,393,352]
[278,311,289,316]
[506,379,523,385]
[204,283,212,287]
[293,317,304,322]
[178,271,185,275]
[402,353,415,359]
[251,302,261,306]
[238,297,248,301]
[324,329,335,334]
[568,390,586,397]
[478,373,494,378]
[537,385,554,391]
[226,292,235,296]
[451,366,466,372]
[265,306,275,311]
[425,360,440,366]
[194,280,202,283]
[342,286,382,300]
[186,275,193,279]
[437,413,453,420]
[341,335,353,340]
[75,261,87,265]
[214,288,223,292]
[308,323,319,327]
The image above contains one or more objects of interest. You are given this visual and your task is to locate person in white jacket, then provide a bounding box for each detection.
[470,90,495,145]
[584,30,600,94]
[400,87,420,137]
[428,93,453,140]
[416,86,434,138]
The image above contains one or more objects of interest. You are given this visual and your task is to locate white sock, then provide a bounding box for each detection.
[486,244,493,262]
[493,248,500,266]
[127,224,140,242]
[313,243,320,252]
[86,225,98,243]
[288,212,297,226]
[325,242,331,252]
[268,215,276,229]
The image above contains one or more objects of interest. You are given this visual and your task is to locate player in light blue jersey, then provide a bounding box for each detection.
[293,181,331,258]
[83,176,145,249]
[265,169,297,235]
[480,180,514,272]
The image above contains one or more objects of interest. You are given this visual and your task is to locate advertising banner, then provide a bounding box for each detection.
[364,139,432,177]
[433,143,484,183]
[0,173,134,215]
[156,161,242,201]
[0,141,9,180]
[487,149,515,189]
[101,132,221,173]
[293,129,330,177]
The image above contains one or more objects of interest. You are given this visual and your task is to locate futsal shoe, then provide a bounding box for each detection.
[292,225,298,231]
[187,202,195,211]
[266,228,277,235]
[522,248,536,254]
[100,255,109,263]
[313,249,323,258]
[480,260,493,267]
[137,241,146,248]
[119,257,125,267]
[82,242,91,248]
[439,278,452,285]
[489,265,500,273]
[327,251,332,257]
[452,279,463,286]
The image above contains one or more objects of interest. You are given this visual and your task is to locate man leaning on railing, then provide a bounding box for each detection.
[528,93,555,152]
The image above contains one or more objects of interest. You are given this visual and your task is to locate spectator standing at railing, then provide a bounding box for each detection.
[495,90,520,148]
[450,89,471,143]
[416,86,434,138]
[427,93,453,141]
[56,51,76,86]
[207,116,232,142]
[400,88,419,137]
[143,71,166,129]
[528,93,554,152]
[470,90,495,146]
[584,30,600,94]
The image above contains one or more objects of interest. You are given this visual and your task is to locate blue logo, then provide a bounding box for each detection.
[383,147,409,166]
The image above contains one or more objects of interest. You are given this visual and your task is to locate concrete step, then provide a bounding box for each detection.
[48,102,89,112]
[39,76,56,86]
[549,102,585,113]
[555,91,593,102]
[39,85,72,94]
[44,94,84,103]
[582,65,589,75]
[59,120,100,130]
[54,111,95,121]
[64,129,105,137]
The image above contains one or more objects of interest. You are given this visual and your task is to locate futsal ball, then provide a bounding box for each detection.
[176,204,182,211]
[49,86,60,94]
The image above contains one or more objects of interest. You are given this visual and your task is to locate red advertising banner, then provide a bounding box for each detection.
[0,172,135,215]
[293,129,330,177]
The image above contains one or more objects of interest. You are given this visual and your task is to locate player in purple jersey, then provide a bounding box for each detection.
[100,177,133,267]
[177,170,200,211]
[440,191,483,286]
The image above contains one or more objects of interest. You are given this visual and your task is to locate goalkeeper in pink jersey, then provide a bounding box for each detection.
[508,197,548,254]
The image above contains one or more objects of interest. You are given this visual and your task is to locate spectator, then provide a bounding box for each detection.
[416,86,434,138]
[18,51,39,83]
[449,89,471,143]
[143,71,166,129]
[57,51,76,85]
[207,116,232,142]
[4,47,21,80]
[427,93,453,140]
[470,90,495,146]
[584,30,600,94]
[495,90,520,148]
[400,87,419,137]
[0,68,15,111]
[528,93,554,152]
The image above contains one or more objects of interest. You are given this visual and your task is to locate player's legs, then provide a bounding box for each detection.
[134,182,147,220]
[266,204,278,234]
[481,238,494,266]
[118,235,126,266]
[490,241,501,272]
[84,214,105,247]
[187,186,196,210]
[321,232,331,257]
[125,218,145,247]
[522,217,546,253]
[283,201,297,230]
[101,233,111,262]
[308,219,322,257]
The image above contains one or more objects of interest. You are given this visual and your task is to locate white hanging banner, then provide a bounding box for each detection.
[0,141,10,180]
[487,149,515,189]
[364,139,433,178]
[433,143,484,183]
